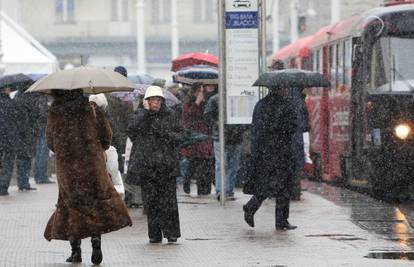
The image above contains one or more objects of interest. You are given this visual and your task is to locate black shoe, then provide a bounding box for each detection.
[183,182,190,194]
[276,222,297,230]
[66,250,82,263]
[167,237,177,243]
[149,238,162,243]
[36,179,55,184]
[284,221,297,230]
[243,205,255,228]
[91,236,102,265]
[0,190,9,196]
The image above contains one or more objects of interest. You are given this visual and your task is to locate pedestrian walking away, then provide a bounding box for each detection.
[43,89,132,265]
[0,86,20,196]
[126,86,184,243]
[242,88,298,231]
[14,81,44,191]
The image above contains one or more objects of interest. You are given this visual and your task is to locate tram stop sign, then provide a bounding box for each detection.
[222,0,264,124]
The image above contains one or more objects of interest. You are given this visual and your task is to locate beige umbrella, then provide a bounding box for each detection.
[26,66,135,94]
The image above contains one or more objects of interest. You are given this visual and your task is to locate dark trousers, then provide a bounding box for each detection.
[184,158,214,195]
[244,194,290,227]
[142,177,181,240]
[16,156,32,190]
[0,150,15,192]
[34,131,49,182]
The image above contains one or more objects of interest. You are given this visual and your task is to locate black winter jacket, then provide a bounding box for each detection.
[125,105,184,185]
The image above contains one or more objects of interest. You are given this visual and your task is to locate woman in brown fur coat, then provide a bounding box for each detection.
[44,89,132,265]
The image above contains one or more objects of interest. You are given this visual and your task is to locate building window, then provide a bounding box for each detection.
[111,0,129,21]
[193,0,215,23]
[55,0,75,24]
[152,0,171,24]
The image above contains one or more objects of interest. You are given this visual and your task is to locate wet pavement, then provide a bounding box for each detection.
[0,178,413,266]
[305,181,414,250]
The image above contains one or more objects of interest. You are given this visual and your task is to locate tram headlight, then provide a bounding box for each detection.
[394,124,411,140]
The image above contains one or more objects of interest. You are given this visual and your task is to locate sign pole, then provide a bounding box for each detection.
[218,0,226,205]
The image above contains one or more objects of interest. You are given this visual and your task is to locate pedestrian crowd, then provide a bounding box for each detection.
[0,59,310,265]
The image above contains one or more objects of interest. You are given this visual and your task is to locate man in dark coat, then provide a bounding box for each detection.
[13,83,43,191]
[242,88,298,230]
[126,86,183,243]
[0,87,20,195]
[270,60,307,200]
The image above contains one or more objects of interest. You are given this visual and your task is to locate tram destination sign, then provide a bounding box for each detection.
[225,0,260,124]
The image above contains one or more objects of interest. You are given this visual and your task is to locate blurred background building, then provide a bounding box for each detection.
[0,0,384,78]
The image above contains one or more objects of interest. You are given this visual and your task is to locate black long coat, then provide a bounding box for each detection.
[13,90,42,158]
[126,104,183,238]
[126,104,184,185]
[0,93,20,152]
[244,93,297,199]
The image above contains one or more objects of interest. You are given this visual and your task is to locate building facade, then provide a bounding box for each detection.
[2,0,384,79]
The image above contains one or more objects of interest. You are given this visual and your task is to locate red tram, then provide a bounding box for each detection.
[269,1,414,202]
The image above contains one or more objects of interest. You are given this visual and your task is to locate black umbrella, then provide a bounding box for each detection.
[252,69,329,88]
[0,73,33,91]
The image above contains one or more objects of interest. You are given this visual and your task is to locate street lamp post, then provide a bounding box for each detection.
[290,0,299,42]
[0,0,5,75]
[331,0,340,24]
[272,0,280,52]
[171,0,179,59]
[136,0,146,73]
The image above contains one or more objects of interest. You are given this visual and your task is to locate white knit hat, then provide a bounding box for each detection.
[144,86,164,100]
[89,93,108,109]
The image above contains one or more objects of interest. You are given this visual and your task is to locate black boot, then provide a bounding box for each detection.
[66,240,82,263]
[275,203,297,230]
[243,196,263,228]
[91,235,103,265]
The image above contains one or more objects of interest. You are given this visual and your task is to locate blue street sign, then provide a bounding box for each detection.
[225,11,258,29]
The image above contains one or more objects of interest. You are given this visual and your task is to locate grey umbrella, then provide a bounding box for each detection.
[252,69,329,88]
[26,66,135,94]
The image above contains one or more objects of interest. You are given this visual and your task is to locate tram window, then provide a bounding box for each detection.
[373,37,414,92]
[313,51,319,72]
[368,43,386,93]
[337,42,344,88]
[308,52,313,70]
[319,48,323,73]
[344,40,352,87]
[330,45,337,91]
